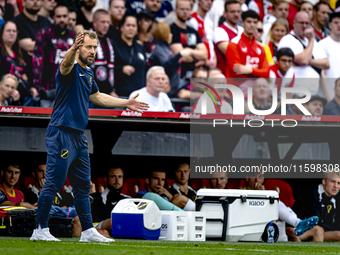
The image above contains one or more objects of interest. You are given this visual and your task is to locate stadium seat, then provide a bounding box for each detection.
[139,178,146,191]
[63,177,71,191]
[238,179,247,189]
[24,176,35,189]
[91,177,106,193]
[226,179,241,189]
[190,179,211,190]
[264,179,295,208]
[121,178,143,197]
[166,178,175,189]
[11,176,34,191]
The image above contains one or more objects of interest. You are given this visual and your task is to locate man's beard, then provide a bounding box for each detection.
[84,2,95,11]
[26,7,40,15]
[178,16,189,23]
[53,23,67,35]
[111,16,122,28]
[79,51,95,66]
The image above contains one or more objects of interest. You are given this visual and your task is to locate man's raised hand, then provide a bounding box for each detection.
[72,31,84,51]
[126,93,149,113]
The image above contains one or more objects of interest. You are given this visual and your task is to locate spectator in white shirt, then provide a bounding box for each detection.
[129,66,175,112]
[318,12,340,101]
[278,11,329,96]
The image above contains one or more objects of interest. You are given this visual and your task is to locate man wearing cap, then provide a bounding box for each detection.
[138,9,155,65]
[303,95,327,115]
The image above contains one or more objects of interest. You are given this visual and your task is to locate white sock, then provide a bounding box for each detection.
[278,200,300,227]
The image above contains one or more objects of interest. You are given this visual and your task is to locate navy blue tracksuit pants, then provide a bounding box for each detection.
[36,126,93,231]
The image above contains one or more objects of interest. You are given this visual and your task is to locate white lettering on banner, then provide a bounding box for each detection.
[301,116,321,121]
[54,49,66,64]
[190,114,200,119]
[179,113,190,119]
[244,115,265,120]
[213,119,298,127]
[121,111,142,117]
[200,84,312,116]
[0,107,23,113]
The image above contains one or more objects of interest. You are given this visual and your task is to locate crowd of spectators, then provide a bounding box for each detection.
[0,0,339,115]
[2,161,340,242]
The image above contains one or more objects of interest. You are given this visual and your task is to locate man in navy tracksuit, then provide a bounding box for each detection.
[30,30,148,242]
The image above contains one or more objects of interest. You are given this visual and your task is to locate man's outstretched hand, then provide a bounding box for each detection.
[126,93,149,113]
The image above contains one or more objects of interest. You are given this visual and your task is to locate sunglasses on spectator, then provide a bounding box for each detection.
[257,28,263,33]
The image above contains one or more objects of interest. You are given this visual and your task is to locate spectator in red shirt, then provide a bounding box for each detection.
[213,0,243,74]
[225,10,270,95]
[269,47,295,99]
[311,2,331,42]
[0,163,36,209]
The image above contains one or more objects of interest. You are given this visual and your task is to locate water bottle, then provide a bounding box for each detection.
[267,222,275,243]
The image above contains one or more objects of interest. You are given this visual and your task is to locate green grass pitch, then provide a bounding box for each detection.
[1,237,340,255]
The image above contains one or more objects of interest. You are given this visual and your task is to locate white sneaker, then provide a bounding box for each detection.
[30,225,60,241]
[79,228,115,242]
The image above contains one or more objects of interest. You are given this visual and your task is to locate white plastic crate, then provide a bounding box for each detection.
[159,211,188,241]
[187,212,206,241]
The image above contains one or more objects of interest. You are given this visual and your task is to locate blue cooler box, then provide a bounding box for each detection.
[111,198,161,240]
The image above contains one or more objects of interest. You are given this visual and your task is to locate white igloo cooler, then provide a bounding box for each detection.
[196,189,279,242]
[111,199,161,240]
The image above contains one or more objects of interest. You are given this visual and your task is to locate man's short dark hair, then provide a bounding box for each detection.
[106,167,124,178]
[335,77,340,88]
[276,47,295,61]
[1,163,20,176]
[148,170,166,179]
[68,6,76,13]
[224,0,241,12]
[313,2,329,12]
[193,66,208,78]
[93,9,109,20]
[51,4,69,17]
[329,12,340,23]
[241,10,260,21]
[119,14,137,30]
